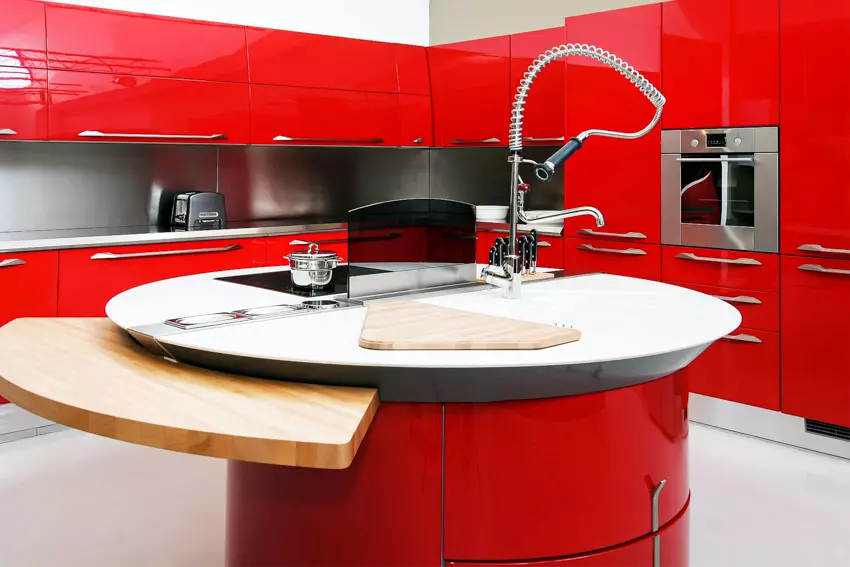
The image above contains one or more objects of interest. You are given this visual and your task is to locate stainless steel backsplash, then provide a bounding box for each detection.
[0,143,564,233]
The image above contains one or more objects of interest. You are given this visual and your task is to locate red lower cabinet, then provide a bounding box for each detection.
[671,283,778,332]
[266,232,348,267]
[58,239,267,316]
[564,237,661,280]
[444,374,688,561]
[782,255,850,427]
[661,245,779,292]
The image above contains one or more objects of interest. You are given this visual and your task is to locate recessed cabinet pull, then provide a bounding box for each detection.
[523,136,565,142]
[90,244,243,260]
[722,333,763,344]
[450,137,501,144]
[798,244,850,255]
[651,479,667,567]
[78,130,226,140]
[578,243,647,256]
[798,263,850,276]
[710,294,762,305]
[273,136,384,144]
[0,128,17,136]
[675,252,761,266]
[578,228,647,240]
[0,258,26,269]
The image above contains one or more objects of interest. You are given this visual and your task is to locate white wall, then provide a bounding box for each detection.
[45,0,431,46]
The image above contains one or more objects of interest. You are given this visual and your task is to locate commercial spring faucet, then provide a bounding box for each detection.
[481,43,666,299]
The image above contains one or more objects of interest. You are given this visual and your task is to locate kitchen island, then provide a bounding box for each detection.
[0,266,740,567]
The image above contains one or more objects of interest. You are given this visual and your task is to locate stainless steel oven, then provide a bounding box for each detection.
[662,127,778,252]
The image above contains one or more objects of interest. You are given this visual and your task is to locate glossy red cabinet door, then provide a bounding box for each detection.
[0,250,58,327]
[247,29,397,93]
[444,374,688,561]
[58,239,266,317]
[48,70,250,143]
[429,37,510,147]
[0,67,47,140]
[266,232,348,267]
[399,94,433,147]
[780,0,850,257]
[1,0,47,70]
[781,256,850,427]
[564,237,661,280]
[662,0,779,128]
[563,5,662,243]
[396,44,430,95]
[661,246,779,292]
[672,283,778,331]
[510,27,566,144]
[45,4,248,82]
[251,84,400,146]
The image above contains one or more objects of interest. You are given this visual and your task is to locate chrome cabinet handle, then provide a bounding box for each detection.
[289,238,347,246]
[799,263,850,276]
[79,130,226,140]
[90,244,242,260]
[676,157,755,163]
[0,128,17,136]
[412,137,424,144]
[0,258,26,269]
[273,135,384,144]
[537,241,553,248]
[675,252,762,266]
[651,479,667,567]
[578,243,647,256]
[578,228,647,240]
[798,244,850,255]
[523,136,565,142]
[711,294,762,305]
[722,333,763,344]
[450,137,501,144]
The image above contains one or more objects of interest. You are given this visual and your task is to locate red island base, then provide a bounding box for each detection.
[227,374,690,567]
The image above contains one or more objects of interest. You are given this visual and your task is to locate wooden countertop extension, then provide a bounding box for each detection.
[0,318,379,469]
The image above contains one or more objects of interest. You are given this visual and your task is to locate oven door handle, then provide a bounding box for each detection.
[676,157,755,163]
[675,252,762,266]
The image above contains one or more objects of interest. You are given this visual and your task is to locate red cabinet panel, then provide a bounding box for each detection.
[45,4,248,82]
[0,0,47,70]
[0,250,58,327]
[0,67,47,139]
[781,255,850,427]
[251,84,400,146]
[510,27,566,144]
[58,239,266,317]
[661,246,779,292]
[564,237,661,280]
[429,37,510,147]
[563,5,662,243]
[266,232,348,267]
[780,0,850,257]
[47,70,250,143]
[399,94,433,146]
[681,327,780,411]
[396,44,430,95]
[671,283,778,332]
[247,29,397,93]
[662,0,779,128]
[444,374,688,561]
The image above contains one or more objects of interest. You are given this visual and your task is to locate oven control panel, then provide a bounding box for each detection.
[663,127,778,154]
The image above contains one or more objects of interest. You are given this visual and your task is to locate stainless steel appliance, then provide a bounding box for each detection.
[662,127,779,252]
[170,191,226,230]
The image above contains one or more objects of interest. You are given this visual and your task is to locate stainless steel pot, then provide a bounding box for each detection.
[284,243,343,289]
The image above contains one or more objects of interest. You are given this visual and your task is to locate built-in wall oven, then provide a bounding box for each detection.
[662,127,778,252]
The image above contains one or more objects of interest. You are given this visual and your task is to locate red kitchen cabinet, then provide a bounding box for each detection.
[661,245,779,292]
[247,29,397,93]
[429,36,511,147]
[510,27,566,145]
[47,69,250,143]
[564,237,661,280]
[399,94,433,146]
[266,232,348,267]
[0,67,47,140]
[396,44,430,95]
[45,4,248,82]
[780,0,850,257]
[661,0,779,128]
[674,283,778,331]
[0,250,58,328]
[251,84,400,146]
[58,238,266,317]
[0,0,47,70]
[781,256,850,427]
[444,374,688,561]
[563,5,662,243]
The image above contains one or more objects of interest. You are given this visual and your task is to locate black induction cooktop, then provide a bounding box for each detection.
[217,265,386,298]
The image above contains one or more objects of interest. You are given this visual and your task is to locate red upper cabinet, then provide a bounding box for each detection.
[429,36,511,147]
[47,69,250,143]
[399,94,433,147]
[661,0,779,128]
[563,5,662,243]
[510,27,566,144]
[247,29,397,93]
[780,0,850,257]
[44,4,248,82]
[0,67,47,140]
[395,44,430,95]
[1,0,47,69]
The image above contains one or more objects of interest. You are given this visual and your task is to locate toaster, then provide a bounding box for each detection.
[170,191,226,230]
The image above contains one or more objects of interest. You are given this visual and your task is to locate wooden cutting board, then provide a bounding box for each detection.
[359,301,580,351]
[476,271,555,284]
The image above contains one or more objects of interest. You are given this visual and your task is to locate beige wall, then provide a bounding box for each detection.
[429,0,668,45]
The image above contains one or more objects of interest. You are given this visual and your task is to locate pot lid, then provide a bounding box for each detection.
[289,242,339,260]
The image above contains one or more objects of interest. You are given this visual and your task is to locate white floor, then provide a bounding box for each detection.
[1,422,850,566]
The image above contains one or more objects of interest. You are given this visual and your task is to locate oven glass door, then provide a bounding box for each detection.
[680,155,755,228]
